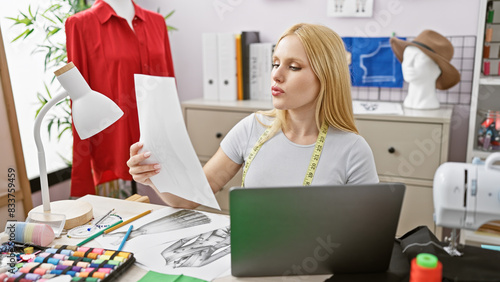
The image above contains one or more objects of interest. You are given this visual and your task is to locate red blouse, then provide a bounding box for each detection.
[65,0,175,196]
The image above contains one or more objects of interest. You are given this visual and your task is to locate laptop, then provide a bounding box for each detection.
[229,182,405,277]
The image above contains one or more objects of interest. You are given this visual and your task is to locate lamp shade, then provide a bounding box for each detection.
[54,62,123,139]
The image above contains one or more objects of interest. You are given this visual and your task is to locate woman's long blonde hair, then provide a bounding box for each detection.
[258,23,357,142]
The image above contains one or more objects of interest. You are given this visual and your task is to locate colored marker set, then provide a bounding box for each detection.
[0,245,134,282]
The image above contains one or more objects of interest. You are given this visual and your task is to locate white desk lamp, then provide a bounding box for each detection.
[29,62,123,233]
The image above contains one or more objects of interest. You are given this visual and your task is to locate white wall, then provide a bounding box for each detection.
[136,0,480,102]
[0,0,481,179]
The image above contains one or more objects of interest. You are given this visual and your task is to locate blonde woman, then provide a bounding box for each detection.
[127,23,378,209]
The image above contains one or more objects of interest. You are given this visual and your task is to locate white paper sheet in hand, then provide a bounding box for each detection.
[134,74,220,210]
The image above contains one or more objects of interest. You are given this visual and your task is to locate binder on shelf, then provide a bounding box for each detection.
[487,9,494,24]
[486,26,493,42]
[483,59,500,75]
[484,60,491,75]
[261,43,274,101]
[202,33,219,100]
[241,31,260,100]
[249,43,260,100]
[492,25,500,42]
[217,33,238,101]
[249,43,274,101]
[485,43,500,58]
[484,44,491,58]
[236,34,244,100]
[490,1,500,23]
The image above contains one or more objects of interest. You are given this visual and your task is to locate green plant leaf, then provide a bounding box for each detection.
[17,17,33,26]
[47,119,55,140]
[36,93,47,104]
[164,10,175,20]
[35,104,45,118]
[57,126,72,141]
[11,29,33,42]
[46,27,61,38]
[55,99,67,107]
[54,14,64,24]
[28,5,37,19]
[5,16,32,27]
[41,13,57,25]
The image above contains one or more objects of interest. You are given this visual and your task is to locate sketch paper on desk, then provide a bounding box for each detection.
[96,207,231,280]
[134,74,220,210]
[135,226,231,280]
[353,100,404,115]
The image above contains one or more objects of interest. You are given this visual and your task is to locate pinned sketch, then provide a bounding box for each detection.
[134,74,220,210]
[343,37,405,88]
[327,0,373,17]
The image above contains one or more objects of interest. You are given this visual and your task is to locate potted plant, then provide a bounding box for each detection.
[7,0,175,144]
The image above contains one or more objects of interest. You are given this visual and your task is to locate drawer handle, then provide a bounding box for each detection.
[388,147,396,154]
[216,132,223,139]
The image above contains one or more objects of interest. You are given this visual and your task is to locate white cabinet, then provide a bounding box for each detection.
[354,107,452,238]
[182,99,452,237]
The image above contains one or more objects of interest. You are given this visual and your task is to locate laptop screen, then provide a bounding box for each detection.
[229,183,405,277]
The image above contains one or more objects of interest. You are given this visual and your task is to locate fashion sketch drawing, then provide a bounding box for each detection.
[103,209,211,245]
[161,226,231,268]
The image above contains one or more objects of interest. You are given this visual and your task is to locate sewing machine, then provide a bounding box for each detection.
[433,152,500,255]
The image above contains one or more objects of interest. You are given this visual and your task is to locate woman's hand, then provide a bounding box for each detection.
[127,142,160,187]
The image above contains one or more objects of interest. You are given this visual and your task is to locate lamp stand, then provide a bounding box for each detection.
[29,64,94,231]
[31,88,94,230]
[30,62,123,232]
[30,200,93,230]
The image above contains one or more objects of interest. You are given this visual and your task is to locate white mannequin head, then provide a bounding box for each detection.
[401,46,442,109]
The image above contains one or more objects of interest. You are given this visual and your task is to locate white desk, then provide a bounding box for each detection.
[57,195,331,281]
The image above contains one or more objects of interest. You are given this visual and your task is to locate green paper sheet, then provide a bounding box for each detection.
[137,270,209,282]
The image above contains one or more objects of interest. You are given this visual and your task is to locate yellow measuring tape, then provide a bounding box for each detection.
[241,122,329,187]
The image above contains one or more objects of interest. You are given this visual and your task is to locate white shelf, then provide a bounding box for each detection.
[469,148,500,161]
[479,75,500,85]
[463,0,500,247]
[467,0,498,163]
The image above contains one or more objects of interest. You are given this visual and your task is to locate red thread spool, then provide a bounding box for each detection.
[409,253,442,282]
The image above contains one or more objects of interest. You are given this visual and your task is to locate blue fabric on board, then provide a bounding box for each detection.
[343,37,405,88]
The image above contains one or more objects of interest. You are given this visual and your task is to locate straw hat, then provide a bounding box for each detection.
[390,30,460,90]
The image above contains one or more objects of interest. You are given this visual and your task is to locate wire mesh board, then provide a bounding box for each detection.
[351,35,476,107]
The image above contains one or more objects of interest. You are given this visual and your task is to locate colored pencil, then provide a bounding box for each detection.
[117,225,133,251]
[104,210,152,234]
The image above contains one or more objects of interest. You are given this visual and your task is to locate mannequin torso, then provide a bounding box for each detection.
[401,46,441,109]
[103,0,135,29]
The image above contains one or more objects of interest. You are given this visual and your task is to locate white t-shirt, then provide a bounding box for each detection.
[220,113,379,187]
